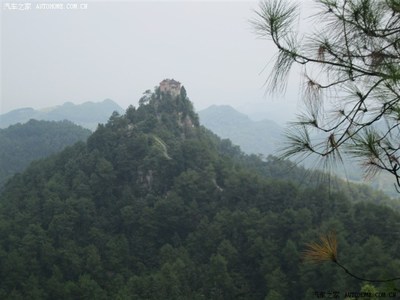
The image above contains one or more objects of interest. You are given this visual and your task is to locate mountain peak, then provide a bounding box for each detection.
[199,105,251,125]
[136,82,199,133]
[102,98,117,104]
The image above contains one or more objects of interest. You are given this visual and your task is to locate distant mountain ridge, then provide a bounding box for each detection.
[198,105,283,156]
[0,99,124,130]
[198,105,400,198]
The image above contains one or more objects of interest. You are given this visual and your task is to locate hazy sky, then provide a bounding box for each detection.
[1,0,312,124]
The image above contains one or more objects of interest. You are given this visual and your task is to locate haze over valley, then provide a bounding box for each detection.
[2,0,400,298]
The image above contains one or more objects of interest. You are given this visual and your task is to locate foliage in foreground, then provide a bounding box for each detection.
[252,0,400,192]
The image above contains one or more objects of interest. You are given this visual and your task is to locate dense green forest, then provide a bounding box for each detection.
[0,87,399,299]
[0,120,91,188]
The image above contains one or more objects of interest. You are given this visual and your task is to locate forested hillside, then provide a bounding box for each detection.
[0,87,399,299]
[198,106,400,199]
[0,120,91,187]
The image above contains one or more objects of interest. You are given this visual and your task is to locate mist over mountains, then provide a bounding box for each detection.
[198,105,283,157]
[2,95,397,198]
[0,99,124,130]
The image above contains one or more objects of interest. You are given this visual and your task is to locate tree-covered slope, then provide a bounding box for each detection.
[198,106,400,199]
[0,86,399,299]
[0,99,124,130]
[0,120,91,188]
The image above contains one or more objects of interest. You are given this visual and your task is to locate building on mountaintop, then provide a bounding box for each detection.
[159,79,181,98]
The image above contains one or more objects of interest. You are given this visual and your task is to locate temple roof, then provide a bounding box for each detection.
[160,79,180,85]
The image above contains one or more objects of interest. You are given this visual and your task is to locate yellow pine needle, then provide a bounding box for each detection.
[303,231,337,263]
